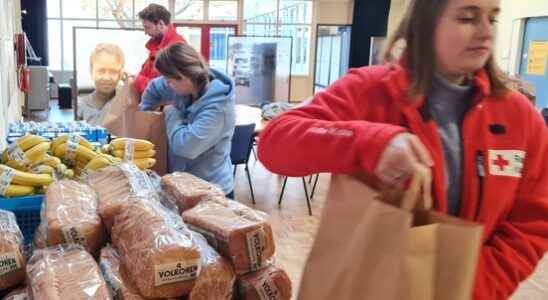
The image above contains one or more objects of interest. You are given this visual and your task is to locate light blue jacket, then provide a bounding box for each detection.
[139,69,236,194]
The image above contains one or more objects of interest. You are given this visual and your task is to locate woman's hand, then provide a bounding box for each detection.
[374,133,434,189]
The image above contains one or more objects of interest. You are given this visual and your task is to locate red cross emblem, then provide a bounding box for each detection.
[493,155,509,171]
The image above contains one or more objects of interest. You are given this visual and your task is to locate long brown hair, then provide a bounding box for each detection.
[383,0,509,98]
[155,43,210,93]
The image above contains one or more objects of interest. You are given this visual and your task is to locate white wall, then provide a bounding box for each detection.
[0,0,24,149]
[496,0,548,74]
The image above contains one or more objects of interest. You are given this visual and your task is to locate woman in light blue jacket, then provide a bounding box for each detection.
[139,42,236,197]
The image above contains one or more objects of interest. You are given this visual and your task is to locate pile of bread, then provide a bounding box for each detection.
[0,163,292,299]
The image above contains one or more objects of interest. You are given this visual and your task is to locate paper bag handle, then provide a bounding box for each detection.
[399,164,433,211]
[377,165,432,211]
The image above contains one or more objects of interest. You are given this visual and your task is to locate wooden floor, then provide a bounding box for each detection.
[39,100,329,299]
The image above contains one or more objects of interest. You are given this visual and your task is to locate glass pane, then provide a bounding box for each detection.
[244,0,277,23]
[176,26,201,54]
[47,0,61,18]
[174,0,204,20]
[244,23,277,36]
[62,0,97,19]
[209,27,235,72]
[134,0,169,18]
[279,25,311,75]
[98,20,134,29]
[279,0,312,24]
[209,1,237,21]
[98,0,132,20]
[318,37,330,86]
[63,20,97,70]
[330,36,341,85]
[47,20,62,70]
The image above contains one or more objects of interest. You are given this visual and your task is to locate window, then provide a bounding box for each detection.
[209,1,237,21]
[174,0,204,20]
[244,0,312,75]
[47,0,240,71]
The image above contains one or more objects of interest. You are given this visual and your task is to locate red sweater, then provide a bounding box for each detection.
[134,24,186,94]
[258,64,548,299]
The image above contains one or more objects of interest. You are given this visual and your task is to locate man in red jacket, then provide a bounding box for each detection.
[258,0,548,299]
[134,4,185,95]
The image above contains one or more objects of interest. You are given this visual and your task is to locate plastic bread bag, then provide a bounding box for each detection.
[0,210,26,291]
[188,231,235,300]
[161,172,226,213]
[2,286,29,300]
[38,180,105,255]
[237,263,292,300]
[87,163,159,234]
[182,199,275,275]
[26,244,112,299]
[111,196,201,298]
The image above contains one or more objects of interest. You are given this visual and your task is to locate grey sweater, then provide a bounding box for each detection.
[428,74,472,216]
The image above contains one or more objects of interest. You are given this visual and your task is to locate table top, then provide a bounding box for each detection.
[235,104,268,133]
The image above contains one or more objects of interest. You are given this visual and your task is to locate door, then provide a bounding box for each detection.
[174,24,237,72]
[313,25,351,94]
[519,17,548,109]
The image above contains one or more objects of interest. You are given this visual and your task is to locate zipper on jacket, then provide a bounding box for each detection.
[475,150,485,220]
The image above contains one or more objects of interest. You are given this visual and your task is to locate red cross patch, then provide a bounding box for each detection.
[488,150,526,178]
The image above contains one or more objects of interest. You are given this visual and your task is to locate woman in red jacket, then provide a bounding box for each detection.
[258,0,548,299]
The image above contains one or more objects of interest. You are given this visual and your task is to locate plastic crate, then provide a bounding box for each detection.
[0,195,43,244]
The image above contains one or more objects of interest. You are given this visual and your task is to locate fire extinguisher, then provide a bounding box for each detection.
[18,66,29,94]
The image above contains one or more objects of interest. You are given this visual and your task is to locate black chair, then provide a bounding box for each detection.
[278,176,314,216]
[231,124,257,204]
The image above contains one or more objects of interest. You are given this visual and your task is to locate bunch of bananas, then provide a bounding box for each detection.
[0,164,54,197]
[108,138,156,171]
[1,135,51,170]
[50,134,102,175]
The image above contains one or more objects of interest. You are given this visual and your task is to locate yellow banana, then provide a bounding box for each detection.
[53,143,99,162]
[42,155,61,168]
[133,158,156,170]
[51,135,94,152]
[24,142,51,164]
[0,164,53,186]
[2,135,48,163]
[84,156,112,171]
[30,165,54,175]
[113,149,156,159]
[5,160,24,170]
[1,184,35,197]
[110,138,154,151]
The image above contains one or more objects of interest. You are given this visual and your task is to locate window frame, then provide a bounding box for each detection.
[243,0,313,75]
[48,0,240,72]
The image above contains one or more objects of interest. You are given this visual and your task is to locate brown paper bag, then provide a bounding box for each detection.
[102,82,168,175]
[298,171,483,300]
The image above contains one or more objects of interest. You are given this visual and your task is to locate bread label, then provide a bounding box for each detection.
[7,143,29,168]
[124,139,135,162]
[247,227,267,271]
[120,163,154,197]
[154,259,201,286]
[254,274,281,300]
[61,226,87,247]
[0,168,15,196]
[188,224,218,249]
[99,261,121,297]
[0,252,21,276]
